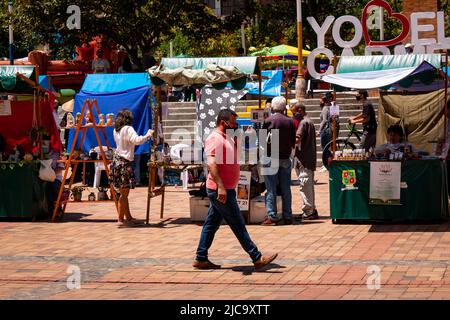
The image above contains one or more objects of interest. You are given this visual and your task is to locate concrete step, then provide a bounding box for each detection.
[163,126,197,136]
[234,103,378,112]
[165,112,197,118]
[162,119,197,126]
[165,109,198,115]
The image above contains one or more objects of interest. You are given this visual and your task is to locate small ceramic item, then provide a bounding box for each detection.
[106,113,114,126]
[88,192,96,201]
[66,112,74,128]
[98,114,105,126]
[75,112,82,125]
[24,153,33,162]
[85,110,94,125]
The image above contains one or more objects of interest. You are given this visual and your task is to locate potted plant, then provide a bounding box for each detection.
[71,186,86,202]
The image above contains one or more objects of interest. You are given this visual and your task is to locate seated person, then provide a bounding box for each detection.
[374,124,414,156]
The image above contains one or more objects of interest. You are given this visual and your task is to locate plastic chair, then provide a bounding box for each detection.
[93,146,110,188]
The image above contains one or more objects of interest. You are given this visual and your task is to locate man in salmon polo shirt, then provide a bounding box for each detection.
[193,109,278,270]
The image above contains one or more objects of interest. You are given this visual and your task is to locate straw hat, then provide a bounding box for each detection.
[61,99,74,112]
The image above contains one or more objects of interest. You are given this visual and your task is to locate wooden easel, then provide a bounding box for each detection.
[51,98,118,222]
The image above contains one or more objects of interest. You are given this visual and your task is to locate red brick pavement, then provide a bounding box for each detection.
[1,171,450,300]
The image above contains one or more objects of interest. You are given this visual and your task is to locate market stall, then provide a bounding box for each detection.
[0,65,62,219]
[68,73,152,155]
[330,160,447,222]
[321,53,449,222]
[0,161,51,218]
[146,56,267,224]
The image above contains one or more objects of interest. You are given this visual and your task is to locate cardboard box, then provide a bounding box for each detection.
[189,196,210,221]
[249,195,283,224]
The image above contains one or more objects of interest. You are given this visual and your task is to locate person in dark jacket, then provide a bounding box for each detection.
[261,96,296,226]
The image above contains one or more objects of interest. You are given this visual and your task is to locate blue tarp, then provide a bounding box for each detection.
[443,66,450,77]
[244,70,283,97]
[68,73,152,155]
[39,75,55,92]
[81,73,151,93]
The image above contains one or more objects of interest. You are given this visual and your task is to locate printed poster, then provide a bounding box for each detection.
[236,171,251,210]
[0,100,11,116]
[369,161,401,205]
[330,102,340,116]
[250,108,270,123]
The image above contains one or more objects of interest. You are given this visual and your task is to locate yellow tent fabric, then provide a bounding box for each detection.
[251,45,311,57]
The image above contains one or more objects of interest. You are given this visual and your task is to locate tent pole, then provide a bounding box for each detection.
[445,53,448,146]
[34,65,43,159]
[258,56,262,109]
[331,55,338,160]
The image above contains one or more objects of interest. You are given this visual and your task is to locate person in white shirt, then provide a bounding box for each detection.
[109,109,153,227]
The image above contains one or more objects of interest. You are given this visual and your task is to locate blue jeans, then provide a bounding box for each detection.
[196,189,262,263]
[263,158,292,221]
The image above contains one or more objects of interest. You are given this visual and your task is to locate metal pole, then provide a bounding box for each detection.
[295,0,306,100]
[241,23,246,55]
[169,41,173,58]
[379,6,384,41]
[445,53,448,146]
[8,1,14,65]
[258,56,262,109]
[332,56,337,158]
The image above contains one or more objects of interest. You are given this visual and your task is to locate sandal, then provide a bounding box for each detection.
[127,218,144,225]
[118,220,139,228]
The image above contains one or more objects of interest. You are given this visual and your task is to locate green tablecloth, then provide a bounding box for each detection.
[0,162,50,218]
[329,160,448,221]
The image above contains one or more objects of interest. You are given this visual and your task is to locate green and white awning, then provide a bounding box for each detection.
[322,54,441,90]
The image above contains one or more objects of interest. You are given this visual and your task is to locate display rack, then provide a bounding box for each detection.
[51,98,118,222]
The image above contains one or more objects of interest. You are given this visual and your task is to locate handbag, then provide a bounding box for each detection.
[38,159,56,182]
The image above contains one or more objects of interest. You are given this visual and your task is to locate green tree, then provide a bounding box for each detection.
[2,0,224,63]
[247,0,408,55]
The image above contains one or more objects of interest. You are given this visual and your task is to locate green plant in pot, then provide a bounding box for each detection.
[71,186,86,202]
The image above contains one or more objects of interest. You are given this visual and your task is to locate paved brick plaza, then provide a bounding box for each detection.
[1,171,450,300]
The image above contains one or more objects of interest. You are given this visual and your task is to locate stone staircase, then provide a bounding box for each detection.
[161,96,379,166]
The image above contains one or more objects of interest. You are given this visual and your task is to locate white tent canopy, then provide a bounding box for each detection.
[321,54,440,89]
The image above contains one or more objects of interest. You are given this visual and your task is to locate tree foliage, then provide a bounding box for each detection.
[0,0,449,61]
[0,0,225,62]
[248,0,409,55]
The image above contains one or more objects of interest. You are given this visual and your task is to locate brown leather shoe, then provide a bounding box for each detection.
[254,253,278,270]
[261,218,277,226]
[192,259,221,269]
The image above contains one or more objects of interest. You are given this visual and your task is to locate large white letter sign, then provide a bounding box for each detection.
[332,16,363,48]
[411,12,437,45]
[307,16,335,48]
[307,48,334,79]
[365,46,390,55]
[437,12,450,45]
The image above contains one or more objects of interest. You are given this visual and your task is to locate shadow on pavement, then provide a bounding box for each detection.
[229,263,285,275]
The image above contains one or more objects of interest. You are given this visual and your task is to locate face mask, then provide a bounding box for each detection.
[224,121,238,131]
[319,102,324,108]
[356,96,361,101]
